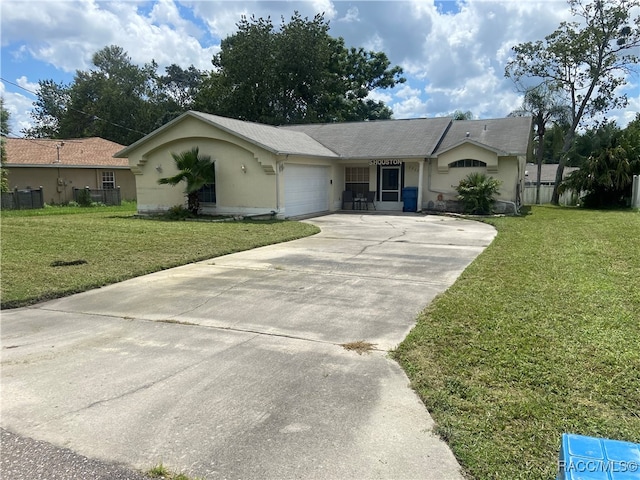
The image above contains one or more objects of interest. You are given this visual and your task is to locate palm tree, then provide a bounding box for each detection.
[158,147,215,215]
[509,84,570,204]
[455,172,501,214]
[559,141,634,208]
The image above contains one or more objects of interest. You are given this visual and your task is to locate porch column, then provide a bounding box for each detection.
[417,159,425,212]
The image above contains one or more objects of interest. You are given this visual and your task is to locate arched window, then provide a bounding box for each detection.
[449,159,487,168]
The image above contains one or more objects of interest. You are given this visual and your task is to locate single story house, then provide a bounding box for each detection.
[524,163,578,186]
[115,111,533,217]
[5,137,136,204]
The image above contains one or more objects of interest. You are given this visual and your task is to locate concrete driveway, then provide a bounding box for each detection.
[1,213,496,479]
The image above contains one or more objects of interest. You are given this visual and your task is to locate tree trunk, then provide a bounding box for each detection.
[551,161,565,205]
[535,133,544,205]
[187,192,200,215]
[551,129,577,205]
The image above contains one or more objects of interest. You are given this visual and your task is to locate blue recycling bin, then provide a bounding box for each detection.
[402,187,418,212]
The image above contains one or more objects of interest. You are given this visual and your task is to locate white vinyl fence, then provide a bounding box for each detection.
[632,175,640,209]
[523,185,579,206]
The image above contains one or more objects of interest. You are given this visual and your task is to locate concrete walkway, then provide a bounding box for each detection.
[1,213,496,479]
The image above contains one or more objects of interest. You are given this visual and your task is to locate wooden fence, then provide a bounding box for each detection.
[1,187,45,210]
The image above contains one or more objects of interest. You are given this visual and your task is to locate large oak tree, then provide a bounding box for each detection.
[194,12,405,125]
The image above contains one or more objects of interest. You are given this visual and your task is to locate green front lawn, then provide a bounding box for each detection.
[0,204,319,308]
[394,206,640,479]
[3,204,638,478]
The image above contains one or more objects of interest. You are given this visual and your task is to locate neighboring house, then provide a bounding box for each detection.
[524,163,578,186]
[5,137,136,204]
[523,163,579,205]
[115,111,533,217]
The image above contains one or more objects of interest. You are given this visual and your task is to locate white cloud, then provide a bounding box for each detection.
[1,0,218,73]
[1,87,36,137]
[391,95,430,119]
[339,6,359,23]
[363,33,384,52]
[150,0,202,37]
[395,85,421,99]
[1,0,636,130]
[16,76,40,94]
[310,0,337,20]
[367,89,393,104]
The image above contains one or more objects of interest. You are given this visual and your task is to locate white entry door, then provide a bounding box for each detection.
[284,164,330,217]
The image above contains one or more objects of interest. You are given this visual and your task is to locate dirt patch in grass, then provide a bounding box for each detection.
[341,340,377,355]
[1,205,320,308]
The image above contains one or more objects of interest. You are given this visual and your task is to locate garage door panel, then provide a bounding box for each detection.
[284,165,330,217]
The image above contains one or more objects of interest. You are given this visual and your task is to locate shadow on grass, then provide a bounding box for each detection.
[518,205,532,216]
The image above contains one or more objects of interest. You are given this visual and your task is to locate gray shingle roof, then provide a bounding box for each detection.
[190,112,339,157]
[434,117,532,156]
[115,111,533,161]
[281,117,453,159]
[115,111,339,159]
[524,163,578,183]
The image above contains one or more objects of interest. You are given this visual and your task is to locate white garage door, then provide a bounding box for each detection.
[284,164,330,217]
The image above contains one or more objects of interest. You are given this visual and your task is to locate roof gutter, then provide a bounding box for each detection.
[6,164,131,169]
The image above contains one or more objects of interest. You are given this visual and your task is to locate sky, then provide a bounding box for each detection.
[1,0,638,139]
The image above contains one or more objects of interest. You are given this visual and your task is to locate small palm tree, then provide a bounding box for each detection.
[158,147,215,215]
[559,146,633,208]
[456,172,501,214]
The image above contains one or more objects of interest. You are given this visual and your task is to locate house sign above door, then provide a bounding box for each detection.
[369,159,403,166]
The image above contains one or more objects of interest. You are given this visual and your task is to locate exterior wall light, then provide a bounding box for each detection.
[241,164,246,173]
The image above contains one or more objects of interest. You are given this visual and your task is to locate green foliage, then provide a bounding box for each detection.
[542,123,571,164]
[505,0,640,203]
[147,463,201,480]
[24,47,205,144]
[560,115,640,207]
[450,110,474,120]
[23,79,70,139]
[455,172,502,214]
[1,98,10,192]
[506,0,640,125]
[26,16,404,142]
[165,205,194,220]
[195,12,405,124]
[75,189,93,207]
[158,147,215,215]
[509,84,570,204]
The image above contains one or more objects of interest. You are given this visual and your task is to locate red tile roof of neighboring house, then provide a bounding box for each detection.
[4,137,128,168]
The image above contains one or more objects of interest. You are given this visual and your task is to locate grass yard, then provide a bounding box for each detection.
[394,206,640,479]
[0,204,319,309]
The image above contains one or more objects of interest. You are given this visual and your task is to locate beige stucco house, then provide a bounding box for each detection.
[115,111,532,217]
[5,137,136,204]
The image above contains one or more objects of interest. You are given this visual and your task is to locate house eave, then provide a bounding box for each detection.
[436,138,516,157]
[6,163,131,169]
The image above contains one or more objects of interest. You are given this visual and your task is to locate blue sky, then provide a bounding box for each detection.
[1,0,638,138]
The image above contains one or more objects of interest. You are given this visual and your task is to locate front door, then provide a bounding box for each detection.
[380,166,401,202]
